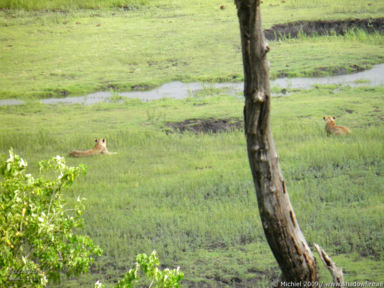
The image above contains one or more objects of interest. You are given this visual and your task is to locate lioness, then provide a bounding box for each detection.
[323,116,351,136]
[69,138,117,157]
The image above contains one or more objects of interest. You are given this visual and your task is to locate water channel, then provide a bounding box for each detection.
[1,63,384,106]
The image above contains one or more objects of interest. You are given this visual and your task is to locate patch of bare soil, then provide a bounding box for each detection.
[264,18,384,40]
[165,118,243,134]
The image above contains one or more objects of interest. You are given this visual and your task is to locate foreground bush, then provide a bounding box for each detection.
[96,250,184,288]
[0,150,102,287]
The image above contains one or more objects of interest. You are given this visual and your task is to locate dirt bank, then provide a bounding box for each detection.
[264,18,384,40]
[165,118,243,134]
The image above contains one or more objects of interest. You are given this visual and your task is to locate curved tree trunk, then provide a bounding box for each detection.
[234,0,318,284]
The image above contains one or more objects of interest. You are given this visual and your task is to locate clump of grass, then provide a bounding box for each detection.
[344,29,384,45]
[191,84,226,100]
[109,91,124,103]
[354,79,370,84]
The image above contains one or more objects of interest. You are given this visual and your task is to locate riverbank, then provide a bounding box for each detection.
[1,63,384,106]
[1,2,384,100]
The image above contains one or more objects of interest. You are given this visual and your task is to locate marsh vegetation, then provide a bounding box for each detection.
[0,0,383,287]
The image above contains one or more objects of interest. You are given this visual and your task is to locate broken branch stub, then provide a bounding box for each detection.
[314,243,345,287]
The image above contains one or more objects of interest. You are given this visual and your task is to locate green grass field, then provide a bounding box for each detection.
[1,0,384,287]
[1,0,384,99]
[1,86,383,287]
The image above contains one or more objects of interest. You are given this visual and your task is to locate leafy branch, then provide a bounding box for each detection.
[95,251,184,288]
[0,150,102,288]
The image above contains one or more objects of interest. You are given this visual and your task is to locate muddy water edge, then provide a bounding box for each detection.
[1,63,383,106]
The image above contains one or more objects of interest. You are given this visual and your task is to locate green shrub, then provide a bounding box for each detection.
[95,250,184,288]
[0,150,102,287]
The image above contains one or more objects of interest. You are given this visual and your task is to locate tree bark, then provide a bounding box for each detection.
[234,0,318,284]
[314,244,344,287]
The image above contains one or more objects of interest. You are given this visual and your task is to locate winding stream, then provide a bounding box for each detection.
[1,63,384,106]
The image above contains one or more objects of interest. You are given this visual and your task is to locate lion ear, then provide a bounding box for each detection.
[323,116,326,120]
[332,116,336,120]
[103,138,106,143]
[95,138,98,142]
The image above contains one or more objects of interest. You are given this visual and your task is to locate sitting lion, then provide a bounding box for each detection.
[69,138,117,157]
[323,116,351,136]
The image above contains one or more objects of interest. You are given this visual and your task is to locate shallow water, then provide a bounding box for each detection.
[0,99,25,106]
[2,64,384,106]
[271,63,384,89]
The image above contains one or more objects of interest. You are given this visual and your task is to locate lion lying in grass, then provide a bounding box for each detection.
[69,138,117,157]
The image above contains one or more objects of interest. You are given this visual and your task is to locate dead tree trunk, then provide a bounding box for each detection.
[234,0,318,284]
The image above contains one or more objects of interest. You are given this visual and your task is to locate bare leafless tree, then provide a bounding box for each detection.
[234,0,319,285]
[234,1,345,286]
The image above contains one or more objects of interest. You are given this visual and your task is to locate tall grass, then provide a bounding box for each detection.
[286,0,377,11]
[1,86,383,286]
[0,0,149,10]
[292,28,384,45]
[2,0,383,13]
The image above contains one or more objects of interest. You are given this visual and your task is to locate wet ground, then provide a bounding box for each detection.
[1,63,383,107]
[165,118,243,134]
[264,18,384,40]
